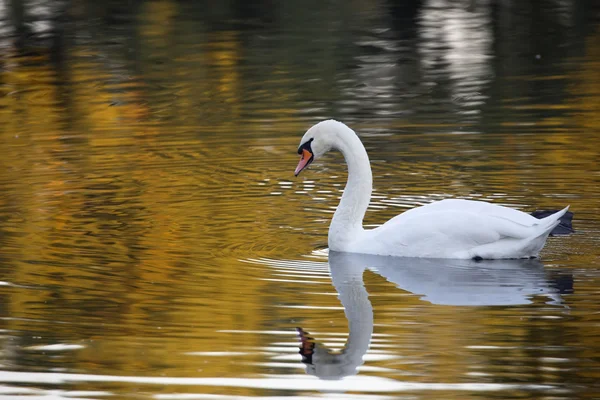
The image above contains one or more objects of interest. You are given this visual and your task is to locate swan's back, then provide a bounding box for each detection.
[358,199,569,259]
[394,199,538,226]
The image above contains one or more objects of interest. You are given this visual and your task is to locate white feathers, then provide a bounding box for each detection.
[298,120,568,259]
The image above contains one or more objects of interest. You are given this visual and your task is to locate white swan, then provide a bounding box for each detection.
[294,120,569,259]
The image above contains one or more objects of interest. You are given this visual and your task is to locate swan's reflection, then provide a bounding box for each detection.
[298,251,572,380]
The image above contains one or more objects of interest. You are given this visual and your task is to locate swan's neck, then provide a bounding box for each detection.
[329,128,373,251]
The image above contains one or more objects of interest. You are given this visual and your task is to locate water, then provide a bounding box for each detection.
[1,0,599,398]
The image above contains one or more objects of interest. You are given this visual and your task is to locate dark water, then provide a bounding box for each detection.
[0,0,599,399]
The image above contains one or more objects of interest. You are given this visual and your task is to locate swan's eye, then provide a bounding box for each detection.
[297,138,314,154]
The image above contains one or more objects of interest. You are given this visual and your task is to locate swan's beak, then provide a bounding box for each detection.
[294,148,314,176]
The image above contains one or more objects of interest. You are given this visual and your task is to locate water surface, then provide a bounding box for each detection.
[0,1,599,399]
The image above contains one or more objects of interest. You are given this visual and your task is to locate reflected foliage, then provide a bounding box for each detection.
[0,0,599,398]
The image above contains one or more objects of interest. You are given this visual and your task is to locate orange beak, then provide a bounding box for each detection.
[294,148,314,176]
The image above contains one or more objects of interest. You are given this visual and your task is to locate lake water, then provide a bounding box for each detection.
[1,1,599,399]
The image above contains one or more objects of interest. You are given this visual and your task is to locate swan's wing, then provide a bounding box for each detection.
[392,199,539,228]
[363,200,566,258]
[374,210,504,245]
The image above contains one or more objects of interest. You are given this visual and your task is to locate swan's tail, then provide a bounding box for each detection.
[533,206,570,238]
[468,206,571,259]
[531,208,574,235]
[514,206,570,259]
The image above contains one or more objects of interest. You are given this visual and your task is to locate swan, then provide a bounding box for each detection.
[294,120,569,259]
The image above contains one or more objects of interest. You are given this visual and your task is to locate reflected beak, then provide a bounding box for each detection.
[296,327,315,364]
[294,149,314,176]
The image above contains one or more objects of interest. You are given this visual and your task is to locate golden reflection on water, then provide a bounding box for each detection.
[0,0,599,398]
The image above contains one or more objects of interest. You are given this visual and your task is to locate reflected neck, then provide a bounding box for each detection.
[329,256,373,363]
[329,126,372,251]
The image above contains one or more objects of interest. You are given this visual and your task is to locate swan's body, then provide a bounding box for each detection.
[295,120,569,259]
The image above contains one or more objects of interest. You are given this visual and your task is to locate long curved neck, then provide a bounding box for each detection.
[329,127,373,251]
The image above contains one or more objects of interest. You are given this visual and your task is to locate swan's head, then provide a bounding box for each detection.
[295,120,346,176]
